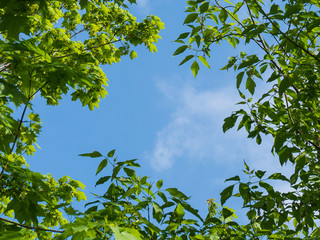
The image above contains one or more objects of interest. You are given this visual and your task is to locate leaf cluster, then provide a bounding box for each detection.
[176,0,320,238]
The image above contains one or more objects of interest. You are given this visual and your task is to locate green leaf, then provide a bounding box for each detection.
[96,159,108,175]
[112,165,121,179]
[279,77,291,96]
[220,56,237,70]
[109,225,141,240]
[173,45,188,56]
[244,161,250,171]
[152,202,162,214]
[198,56,210,69]
[268,173,288,181]
[182,203,203,221]
[238,55,259,69]
[95,176,111,186]
[0,79,29,107]
[179,55,194,66]
[184,13,198,24]
[130,50,138,59]
[223,114,238,132]
[236,72,245,88]
[123,167,135,177]
[239,183,250,204]
[220,185,234,205]
[177,32,189,40]
[219,10,228,23]
[246,77,256,95]
[79,151,102,158]
[0,14,30,40]
[175,203,185,217]
[166,188,189,200]
[311,227,320,237]
[108,149,115,157]
[255,170,266,179]
[199,2,209,13]
[225,175,240,182]
[295,154,306,173]
[156,179,163,189]
[191,60,200,78]
[221,207,233,218]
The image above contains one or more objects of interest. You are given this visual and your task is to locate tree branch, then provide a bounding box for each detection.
[0,217,64,233]
[251,0,320,64]
[0,104,28,181]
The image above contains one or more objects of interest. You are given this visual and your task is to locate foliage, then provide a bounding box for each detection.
[0,0,164,239]
[176,0,320,238]
[3,0,320,239]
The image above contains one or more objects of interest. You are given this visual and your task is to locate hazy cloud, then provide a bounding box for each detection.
[148,80,240,171]
[147,78,293,185]
[135,0,151,12]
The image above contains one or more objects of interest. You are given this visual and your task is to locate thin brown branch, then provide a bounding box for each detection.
[54,38,122,59]
[216,0,300,94]
[307,140,320,151]
[251,0,320,64]
[71,28,85,39]
[29,81,49,99]
[54,26,127,59]
[243,1,301,94]
[0,104,28,180]
[52,29,86,57]
[0,63,10,72]
[284,92,294,125]
[209,33,242,43]
[0,217,64,233]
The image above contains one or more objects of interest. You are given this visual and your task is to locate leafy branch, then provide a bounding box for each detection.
[0,217,64,233]
[251,0,320,64]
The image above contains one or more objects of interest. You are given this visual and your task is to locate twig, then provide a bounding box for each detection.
[0,217,64,233]
[0,104,28,181]
[251,0,320,64]
[0,63,10,72]
[284,92,294,125]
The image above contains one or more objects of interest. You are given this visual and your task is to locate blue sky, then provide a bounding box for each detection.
[28,0,293,220]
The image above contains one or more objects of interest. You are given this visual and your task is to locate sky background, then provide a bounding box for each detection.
[27,0,293,222]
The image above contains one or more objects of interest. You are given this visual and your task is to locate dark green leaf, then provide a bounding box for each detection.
[156,179,163,189]
[184,13,198,24]
[191,60,200,78]
[225,175,240,182]
[223,114,238,132]
[255,170,266,179]
[220,185,234,205]
[166,188,189,200]
[236,72,245,89]
[239,183,250,204]
[179,55,194,66]
[199,2,209,13]
[238,55,259,69]
[246,77,256,95]
[96,159,108,175]
[177,32,190,40]
[173,45,188,56]
[95,176,111,186]
[268,173,289,181]
[107,149,115,157]
[79,151,102,158]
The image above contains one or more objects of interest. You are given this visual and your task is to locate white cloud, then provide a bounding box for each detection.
[135,0,151,12]
[136,0,149,7]
[148,80,240,171]
[147,78,294,185]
